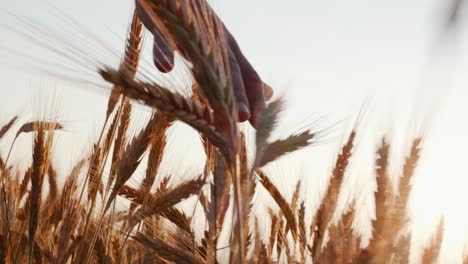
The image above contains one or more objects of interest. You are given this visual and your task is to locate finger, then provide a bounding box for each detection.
[228,48,250,122]
[263,83,273,101]
[135,0,175,73]
[135,0,157,32]
[153,31,175,73]
[244,74,266,127]
[224,27,266,127]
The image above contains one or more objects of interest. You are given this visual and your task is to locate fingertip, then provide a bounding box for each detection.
[237,102,251,122]
[153,44,174,73]
[263,82,273,100]
[153,33,175,73]
[248,100,266,128]
[249,112,260,128]
[243,78,266,128]
[238,111,250,123]
[154,60,174,73]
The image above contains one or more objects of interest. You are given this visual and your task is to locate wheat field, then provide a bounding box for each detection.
[1,0,467,263]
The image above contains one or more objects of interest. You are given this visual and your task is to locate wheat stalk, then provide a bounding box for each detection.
[99,68,234,161]
[312,130,355,261]
[257,169,298,240]
[129,175,206,229]
[0,116,18,141]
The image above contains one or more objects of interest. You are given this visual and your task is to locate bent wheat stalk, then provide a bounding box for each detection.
[99,68,232,160]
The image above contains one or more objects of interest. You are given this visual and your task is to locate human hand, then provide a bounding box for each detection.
[135,0,273,127]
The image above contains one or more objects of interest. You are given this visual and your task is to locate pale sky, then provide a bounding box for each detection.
[2,0,468,263]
